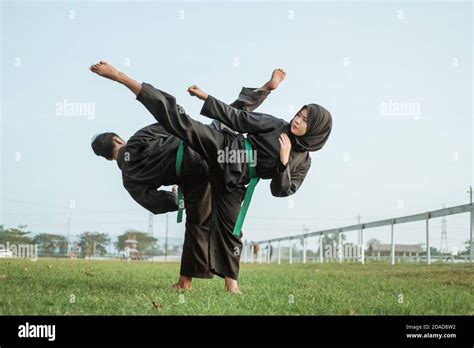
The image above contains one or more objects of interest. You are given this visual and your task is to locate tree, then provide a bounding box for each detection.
[367,238,381,247]
[0,225,33,246]
[170,244,182,255]
[115,229,158,255]
[461,240,471,255]
[33,233,68,256]
[319,233,347,250]
[419,246,440,256]
[78,232,110,258]
[430,247,440,256]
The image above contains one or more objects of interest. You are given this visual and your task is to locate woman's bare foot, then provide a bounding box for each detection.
[224,277,242,294]
[259,68,286,92]
[170,275,193,290]
[89,61,122,82]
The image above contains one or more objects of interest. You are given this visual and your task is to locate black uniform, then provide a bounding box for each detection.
[136,82,332,280]
[117,124,213,278]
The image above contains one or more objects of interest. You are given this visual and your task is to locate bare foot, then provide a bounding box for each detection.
[89,61,122,82]
[260,68,286,92]
[225,287,242,295]
[170,275,193,290]
[224,277,242,295]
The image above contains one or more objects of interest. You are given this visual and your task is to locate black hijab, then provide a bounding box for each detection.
[291,103,332,152]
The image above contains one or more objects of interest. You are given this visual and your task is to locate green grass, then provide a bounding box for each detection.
[0,259,472,315]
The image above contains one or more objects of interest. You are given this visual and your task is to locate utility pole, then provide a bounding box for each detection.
[165,214,169,261]
[357,214,361,260]
[148,213,154,235]
[148,213,154,259]
[469,185,473,262]
[66,213,71,257]
[440,205,448,254]
[302,225,309,264]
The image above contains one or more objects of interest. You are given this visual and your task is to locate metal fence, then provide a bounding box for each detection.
[243,204,473,265]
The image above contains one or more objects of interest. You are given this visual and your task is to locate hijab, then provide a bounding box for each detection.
[291,104,332,152]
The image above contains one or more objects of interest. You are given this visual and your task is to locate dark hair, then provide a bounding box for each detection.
[91,132,120,160]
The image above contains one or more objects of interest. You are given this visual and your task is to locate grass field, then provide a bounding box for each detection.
[0,259,473,315]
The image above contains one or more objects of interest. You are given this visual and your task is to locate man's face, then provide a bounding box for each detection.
[290,107,308,136]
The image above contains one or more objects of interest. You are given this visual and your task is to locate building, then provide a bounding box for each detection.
[121,236,139,260]
[367,242,423,260]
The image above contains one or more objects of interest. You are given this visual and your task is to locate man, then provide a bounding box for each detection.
[92,123,213,289]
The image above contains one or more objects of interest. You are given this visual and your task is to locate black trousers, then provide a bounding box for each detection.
[137,85,269,280]
[179,173,213,278]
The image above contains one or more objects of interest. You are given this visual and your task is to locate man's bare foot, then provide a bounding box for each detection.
[225,287,242,295]
[170,275,193,290]
[224,277,242,294]
[89,61,122,82]
[89,60,142,96]
[259,68,286,92]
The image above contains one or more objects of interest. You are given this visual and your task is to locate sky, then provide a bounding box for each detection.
[1,0,472,253]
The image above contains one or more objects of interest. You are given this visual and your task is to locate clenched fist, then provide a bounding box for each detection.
[187,85,208,101]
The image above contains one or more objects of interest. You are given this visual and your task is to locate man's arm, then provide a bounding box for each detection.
[123,180,178,214]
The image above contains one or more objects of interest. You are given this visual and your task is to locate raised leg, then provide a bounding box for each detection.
[89,61,142,96]
[136,82,225,170]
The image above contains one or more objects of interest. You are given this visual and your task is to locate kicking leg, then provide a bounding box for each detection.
[89,61,142,96]
[229,68,286,112]
[90,60,224,167]
[211,68,286,134]
[137,83,224,167]
[257,68,286,92]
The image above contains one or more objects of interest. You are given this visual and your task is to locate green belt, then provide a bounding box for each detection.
[175,141,184,223]
[232,138,260,237]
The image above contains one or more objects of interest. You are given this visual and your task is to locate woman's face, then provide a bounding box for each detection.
[290,107,308,136]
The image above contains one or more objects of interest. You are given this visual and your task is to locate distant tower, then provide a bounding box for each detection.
[148,212,154,236]
[148,213,155,258]
[440,205,448,254]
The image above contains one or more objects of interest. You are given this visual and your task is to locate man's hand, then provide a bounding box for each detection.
[187,85,208,101]
[279,133,292,167]
[171,185,178,195]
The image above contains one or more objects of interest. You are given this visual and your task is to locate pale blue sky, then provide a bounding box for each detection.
[1,0,472,252]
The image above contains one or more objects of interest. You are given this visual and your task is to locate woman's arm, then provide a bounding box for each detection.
[270,153,311,197]
[188,85,286,134]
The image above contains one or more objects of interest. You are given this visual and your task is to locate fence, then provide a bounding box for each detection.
[243,204,473,265]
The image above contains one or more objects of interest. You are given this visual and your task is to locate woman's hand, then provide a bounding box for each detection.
[187,85,208,101]
[279,133,292,167]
